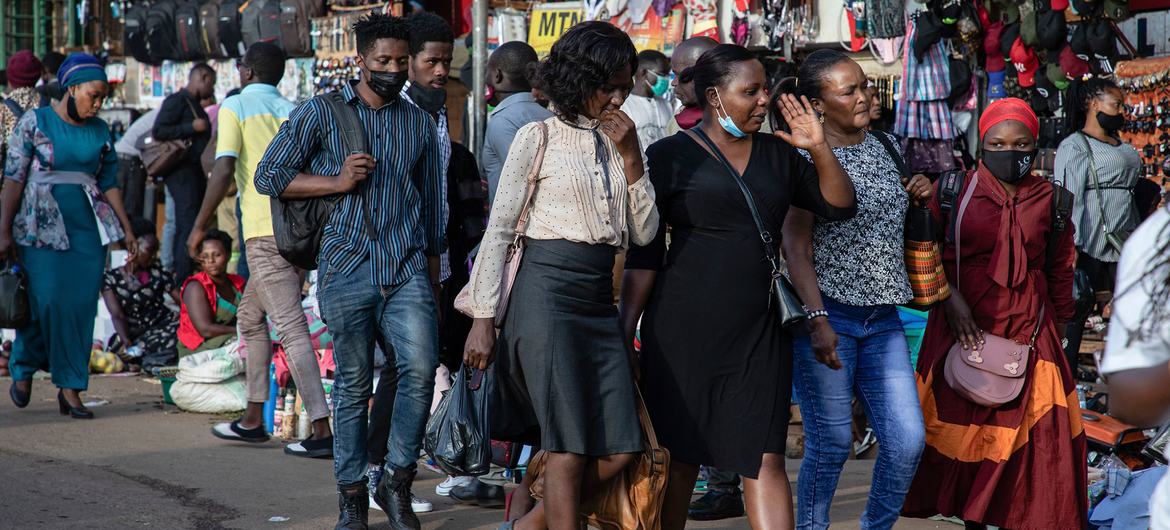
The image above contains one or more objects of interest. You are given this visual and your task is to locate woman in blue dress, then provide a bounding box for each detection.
[0,53,137,419]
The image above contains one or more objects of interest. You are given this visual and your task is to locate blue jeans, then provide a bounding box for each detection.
[162,188,176,271]
[317,258,439,487]
[792,297,925,530]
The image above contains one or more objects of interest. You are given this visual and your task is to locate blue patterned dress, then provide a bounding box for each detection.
[5,107,120,390]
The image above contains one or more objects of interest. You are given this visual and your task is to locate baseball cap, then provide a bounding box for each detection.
[1071,0,1100,16]
[1051,0,1069,10]
[1011,37,1040,87]
[1070,22,1092,59]
[985,21,1007,72]
[1046,62,1071,90]
[1104,0,1130,19]
[1060,45,1091,80]
[1037,8,1069,51]
[1000,22,1021,56]
[1034,71,1063,113]
[988,69,1007,100]
[1020,0,1039,46]
[1088,18,1117,59]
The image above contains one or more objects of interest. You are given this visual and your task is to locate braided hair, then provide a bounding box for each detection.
[1065,76,1122,132]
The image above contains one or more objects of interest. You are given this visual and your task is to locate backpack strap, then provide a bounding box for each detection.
[1046,180,1074,271]
[937,169,968,243]
[318,90,376,241]
[3,98,25,121]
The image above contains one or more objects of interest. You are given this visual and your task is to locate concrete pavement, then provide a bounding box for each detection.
[0,375,953,529]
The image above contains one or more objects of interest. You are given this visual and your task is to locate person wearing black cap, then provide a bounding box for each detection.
[1054,76,1141,370]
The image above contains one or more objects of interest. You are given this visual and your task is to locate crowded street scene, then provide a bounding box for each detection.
[1,0,1169,528]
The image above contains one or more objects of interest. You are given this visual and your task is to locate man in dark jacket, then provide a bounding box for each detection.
[152,63,216,281]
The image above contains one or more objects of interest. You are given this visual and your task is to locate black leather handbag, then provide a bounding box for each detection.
[691,128,808,328]
[0,259,30,329]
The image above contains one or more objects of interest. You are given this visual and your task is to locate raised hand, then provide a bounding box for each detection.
[773,94,826,151]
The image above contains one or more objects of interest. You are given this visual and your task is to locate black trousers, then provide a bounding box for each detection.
[1063,249,1118,372]
[163,165,206,282]
[706,466,741,493]
[116,154,148,220]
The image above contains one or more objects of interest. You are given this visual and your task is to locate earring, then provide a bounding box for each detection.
[818,114,825,124]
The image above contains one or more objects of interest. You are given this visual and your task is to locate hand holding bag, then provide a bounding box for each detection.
[942,170,1044,407]
[423,367,492,476]
[690,128,807,327]
[526,387,670,530]
[0,259,30,329]
[870,131,951,308]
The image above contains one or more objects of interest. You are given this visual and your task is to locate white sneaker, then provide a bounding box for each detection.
[370,491,433,513]
[435,475,473,497]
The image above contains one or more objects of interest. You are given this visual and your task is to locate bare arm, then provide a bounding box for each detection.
[805,143,854,210]
[182,285,237,338]
[0,179,25,257]
[782,207,841,369]
[188,156,237,257]
[618,269,656,377]
[1107,365,1170,427]
[101,288,134,348]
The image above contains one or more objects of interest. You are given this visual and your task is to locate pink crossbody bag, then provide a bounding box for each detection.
[943,170,1045,408]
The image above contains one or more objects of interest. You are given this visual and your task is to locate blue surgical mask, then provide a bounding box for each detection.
[714,88,747,138]
[646,72,671,98]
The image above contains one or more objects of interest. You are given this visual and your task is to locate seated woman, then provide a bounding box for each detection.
[102,219,181,370]
[178,230,245,358]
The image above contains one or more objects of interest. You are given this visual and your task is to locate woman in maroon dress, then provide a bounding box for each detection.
[902,98,1087,530]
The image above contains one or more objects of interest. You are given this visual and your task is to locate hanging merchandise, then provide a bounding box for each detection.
[529,2,584,55]
[732,0,752,45]
[865,0,905,38]
[610,5,686,52]
[896,11,957,174]
[1114,56,1170,179]
[683,0,719,39]
[619,0,655,25]
[489,8,528,50]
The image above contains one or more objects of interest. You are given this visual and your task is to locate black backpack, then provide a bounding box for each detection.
[279,0,313,57]
[270,91,376,271]
[124,2,153,64]
[938,169,1075,269]
[242,0,282,49]
[174,0,207,60]
[199,0,224,59]
[146,0,179,63]
[216,0,246,58]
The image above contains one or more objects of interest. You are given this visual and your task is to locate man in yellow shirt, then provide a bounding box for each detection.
[189,42,334,458]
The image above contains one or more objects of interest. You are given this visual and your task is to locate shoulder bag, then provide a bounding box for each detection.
[1079,133,1132,255]
[0,259,30,329]
[488,121,549,328]
[942,169,1045,407]
[140,97,199,177]
[690,128,807,327]
[870,131,950,309]
[526,386,669,530]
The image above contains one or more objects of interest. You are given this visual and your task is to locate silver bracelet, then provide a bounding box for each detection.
[806,309,829,320]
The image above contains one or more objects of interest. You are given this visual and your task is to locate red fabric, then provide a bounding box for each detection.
[178,272,246,351]
[903,168,1085,529]
[1010,38,1039,88]
[675,106,703,130]
[978,97,1038,139]
[5,51,42,88]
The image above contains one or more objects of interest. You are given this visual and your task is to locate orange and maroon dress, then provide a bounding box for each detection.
[902,165,1087,530]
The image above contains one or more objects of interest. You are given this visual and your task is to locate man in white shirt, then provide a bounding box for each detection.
[1102,205,1170,529]
[620,50,673,151]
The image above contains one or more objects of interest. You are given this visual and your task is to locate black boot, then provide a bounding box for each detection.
[373,466,421,530]
[335,483,369,530]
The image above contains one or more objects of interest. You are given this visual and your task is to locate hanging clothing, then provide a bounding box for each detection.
[6,107,121,391]
[867,0,907,38]
[903,167,1087,530]
[896,16,957,141]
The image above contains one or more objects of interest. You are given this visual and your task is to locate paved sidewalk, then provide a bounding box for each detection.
[0,375,952,529]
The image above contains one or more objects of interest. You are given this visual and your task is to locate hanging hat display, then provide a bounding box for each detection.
[1011,37,1041,87]
[1036,8,1068,51]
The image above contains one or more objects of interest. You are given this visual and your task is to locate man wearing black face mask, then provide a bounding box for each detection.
[254,13,444,530]
[1054,76,1142,369]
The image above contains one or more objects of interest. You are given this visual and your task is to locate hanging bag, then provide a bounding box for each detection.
[525,387,670,530]
[423,367,492,476]
[942,170,1045,407]
[870,130,950,309]
[690,127,807,327]
[1080,133,1132,255]
[0,259,30,329]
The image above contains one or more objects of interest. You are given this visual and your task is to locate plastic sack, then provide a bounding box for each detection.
[423,367,491,476]
[170,375,246,413]
[176,340,244,384]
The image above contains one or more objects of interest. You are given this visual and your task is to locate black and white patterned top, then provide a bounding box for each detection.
[798,132,912,306]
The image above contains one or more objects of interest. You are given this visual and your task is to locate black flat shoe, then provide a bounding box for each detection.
[57,390,93,419]
[9,381,30,408]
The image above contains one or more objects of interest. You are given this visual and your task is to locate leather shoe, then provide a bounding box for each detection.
[58,390,93,419]
[450,478,506,509]
[335,483,369,530]
[688,489,744,521]
[373,466,421,529]
[9,381,29,408]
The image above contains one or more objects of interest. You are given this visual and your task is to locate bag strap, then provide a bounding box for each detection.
[634,385,660,450]
[689,127,782,273]
[938,170,967,243]
[319,91,376,240]
[869,130,909,180]
[1078,132,1113,240]
[510,122,550,243]
[3,98,25,121]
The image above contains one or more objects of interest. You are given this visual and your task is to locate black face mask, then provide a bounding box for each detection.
[1097,110,1124,134]
[407,82,447,118]
[366,69,408,101]
[66,93,85,122]
[983,149,1038,184]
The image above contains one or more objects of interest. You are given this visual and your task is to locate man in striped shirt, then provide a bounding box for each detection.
[254,13,444,530]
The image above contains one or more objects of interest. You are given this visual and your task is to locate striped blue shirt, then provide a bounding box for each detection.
[255,82,445,286]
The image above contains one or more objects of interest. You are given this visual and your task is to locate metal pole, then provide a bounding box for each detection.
[470,0,488,160]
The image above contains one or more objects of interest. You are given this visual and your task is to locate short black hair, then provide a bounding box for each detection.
[243,41,287,85]
[201,229,233,254]
[536,21,638,122]
[637,50,668,72]
[406,12,454,56]
[130,218,157,240]
[226,88,241,99]
[42,52,66,75]
[190,62,216,78]
[353,12,411,57]
[489,41,539,86]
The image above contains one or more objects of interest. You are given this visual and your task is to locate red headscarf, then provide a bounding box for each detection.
[978,97,1039,140]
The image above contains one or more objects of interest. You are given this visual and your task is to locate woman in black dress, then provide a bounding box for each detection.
[621,44,856,529]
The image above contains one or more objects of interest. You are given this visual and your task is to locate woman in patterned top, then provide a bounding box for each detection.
[780,50,932,530]
[1,53,137,419]
[101,218,180,371]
